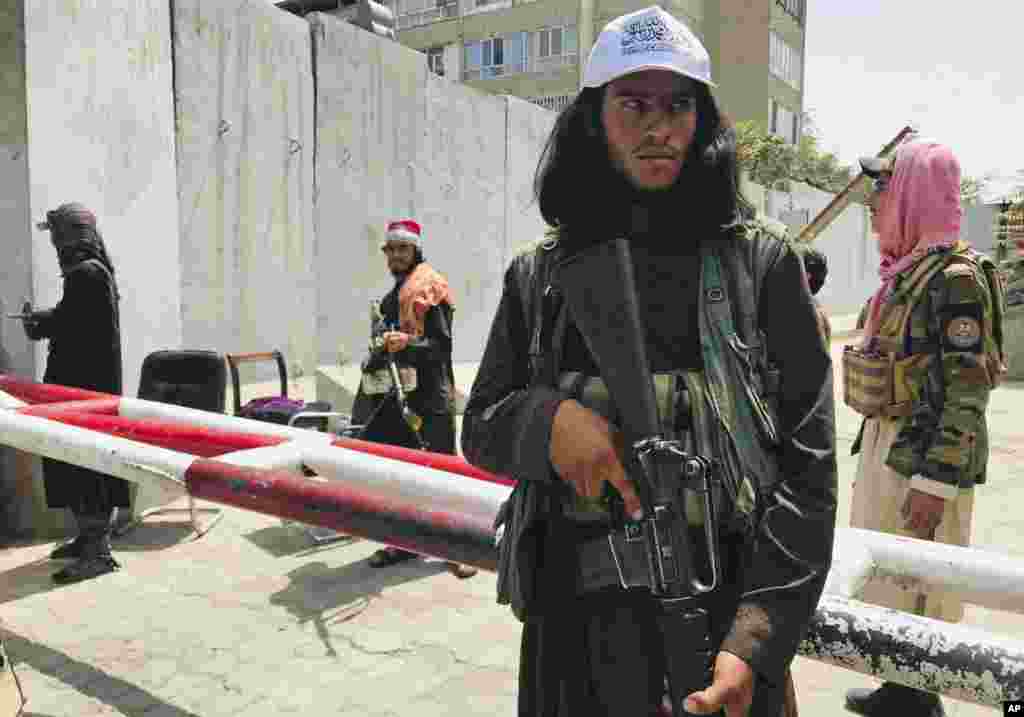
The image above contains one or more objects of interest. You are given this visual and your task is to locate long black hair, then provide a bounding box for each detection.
[533,81,752,234]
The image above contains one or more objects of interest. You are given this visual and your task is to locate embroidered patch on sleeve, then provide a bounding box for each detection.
[945,316,982,351]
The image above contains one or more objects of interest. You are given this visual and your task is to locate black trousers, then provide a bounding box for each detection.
[42,458,130,513]
[517,530,785,717]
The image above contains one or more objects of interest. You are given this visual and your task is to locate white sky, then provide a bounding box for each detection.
[803,0,1022,189]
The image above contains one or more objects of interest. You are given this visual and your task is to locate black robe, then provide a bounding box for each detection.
[26,259,130,512]
[462,227,837,716]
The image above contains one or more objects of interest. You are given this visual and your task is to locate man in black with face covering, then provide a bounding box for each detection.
[462,6,837,716]
[21,202,128,583]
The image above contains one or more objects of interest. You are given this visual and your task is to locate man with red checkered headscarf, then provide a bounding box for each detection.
[352,219,477,579]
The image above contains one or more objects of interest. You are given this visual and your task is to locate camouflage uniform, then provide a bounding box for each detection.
[814,299,831,347]
[851,244,1001,621]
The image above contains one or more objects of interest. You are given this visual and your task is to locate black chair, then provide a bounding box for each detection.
[138,350,227,413]
[115,350,228,538]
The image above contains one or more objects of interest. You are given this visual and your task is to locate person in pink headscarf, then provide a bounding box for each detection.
[843,140,1005,717]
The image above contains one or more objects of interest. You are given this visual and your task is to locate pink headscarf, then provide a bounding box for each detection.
[861,139,963,344]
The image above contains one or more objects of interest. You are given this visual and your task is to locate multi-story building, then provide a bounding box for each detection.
[393,0,806,140]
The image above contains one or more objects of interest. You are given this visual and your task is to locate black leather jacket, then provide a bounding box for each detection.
[462,225,838,685]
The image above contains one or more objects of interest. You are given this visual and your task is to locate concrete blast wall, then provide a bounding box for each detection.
[24,0,183,400]
[173,7,551,376]
[310,14,552,366]
[174,0,316,383]
[0,0,182,537]
[765,183,879,316]
[762,189,1001,318]
[0,0,34,534]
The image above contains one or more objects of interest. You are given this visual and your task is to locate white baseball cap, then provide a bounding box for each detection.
[581,6,714,89]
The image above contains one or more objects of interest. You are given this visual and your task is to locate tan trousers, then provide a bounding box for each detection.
[851,417,975,622]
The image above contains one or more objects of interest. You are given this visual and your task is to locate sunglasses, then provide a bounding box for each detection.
[871,173,892,194]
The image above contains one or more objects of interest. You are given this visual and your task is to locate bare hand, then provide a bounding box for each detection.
[684,651,755,717]
[382,331,410,353]
[548,399,643,519]
[901,488,945,539]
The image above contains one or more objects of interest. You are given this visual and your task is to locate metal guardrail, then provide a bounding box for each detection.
[2,379,1024,708]
[814,527,1024,706]
[803,595,1024,706]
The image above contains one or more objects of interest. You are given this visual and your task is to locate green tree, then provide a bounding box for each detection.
[734,120,797,192]
[735,115,854,196]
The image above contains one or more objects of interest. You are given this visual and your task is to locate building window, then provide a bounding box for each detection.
[769,99,798,145]
[529,25,577,73]
[769,31,801,90]
[395,0,457,30]
[426,46,445,77]
[464,33,526,80]
[776,0,804,24]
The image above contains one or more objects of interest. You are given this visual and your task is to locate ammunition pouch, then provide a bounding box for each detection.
[841,347,929,419]
[555,371,696,524]
[360,364,417,396]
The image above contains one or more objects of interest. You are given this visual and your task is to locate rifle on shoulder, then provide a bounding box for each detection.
[795,125,916,245]
[556,238,722,717]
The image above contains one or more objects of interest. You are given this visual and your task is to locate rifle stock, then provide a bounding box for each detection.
[795,125,916,245]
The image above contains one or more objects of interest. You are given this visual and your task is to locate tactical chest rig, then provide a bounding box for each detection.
[843,248,1007,419]
[525,226,785,593]
[522,230,786,717]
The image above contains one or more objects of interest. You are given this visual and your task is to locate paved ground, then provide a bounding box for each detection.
[2,316,1022,716]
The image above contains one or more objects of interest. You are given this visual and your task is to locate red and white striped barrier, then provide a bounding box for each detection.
[4,374,1024,706]
[0,374,512,569]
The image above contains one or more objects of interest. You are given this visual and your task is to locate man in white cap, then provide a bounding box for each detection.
[462,6,836,716]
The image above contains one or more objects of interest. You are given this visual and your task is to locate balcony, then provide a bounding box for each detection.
[776,0,804,25]
[462,61,527,81]
[396,2,457,30]
[527,52,577,75]
[526,93,575,112]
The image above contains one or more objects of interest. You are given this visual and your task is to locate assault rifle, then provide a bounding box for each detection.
[557,239,722,717]
[368,301,425,447]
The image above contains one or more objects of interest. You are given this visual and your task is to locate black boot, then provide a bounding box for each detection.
[846,682,945,717]
[53,510,120,584]
[50,536,87,560]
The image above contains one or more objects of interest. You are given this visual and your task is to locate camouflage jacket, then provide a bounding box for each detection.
[856,246,1001,488]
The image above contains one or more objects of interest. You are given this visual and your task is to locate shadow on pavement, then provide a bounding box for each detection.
[110,519,197,552]
[269,557,446,657]
[0,559,64,606]
[0,628,201,717]
[244,523,346,558]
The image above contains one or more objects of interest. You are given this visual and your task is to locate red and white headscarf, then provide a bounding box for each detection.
[861,139,964,343]
[384,219,422,247]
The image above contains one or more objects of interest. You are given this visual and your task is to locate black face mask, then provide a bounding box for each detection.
[55,243,82,272]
